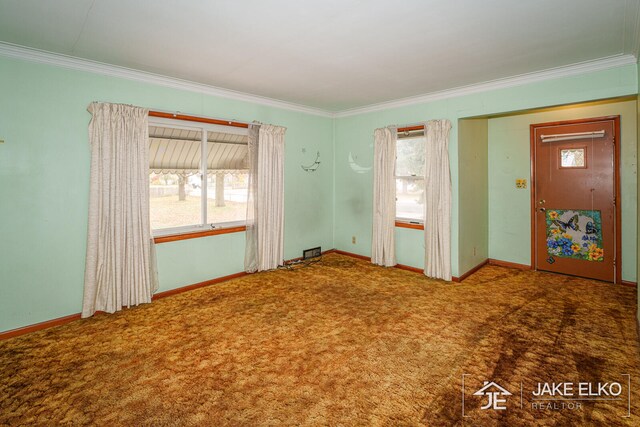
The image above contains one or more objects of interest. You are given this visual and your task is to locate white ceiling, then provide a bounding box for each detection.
[0,0,638,113]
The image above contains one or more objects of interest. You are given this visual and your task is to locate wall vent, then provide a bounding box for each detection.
[303,247,322,260]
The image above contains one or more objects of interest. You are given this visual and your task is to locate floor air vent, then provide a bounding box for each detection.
[303,247,322,260]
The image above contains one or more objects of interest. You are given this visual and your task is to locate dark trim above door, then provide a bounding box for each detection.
[529,116,621,284]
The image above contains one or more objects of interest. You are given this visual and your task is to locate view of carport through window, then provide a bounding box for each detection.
[148,123,249,232]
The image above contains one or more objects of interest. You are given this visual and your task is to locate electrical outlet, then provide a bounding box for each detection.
[473,247,476,256]
[352,236,356,244]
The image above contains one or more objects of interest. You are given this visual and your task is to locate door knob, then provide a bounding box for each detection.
[539,207,546,212]
[539,199,545,205]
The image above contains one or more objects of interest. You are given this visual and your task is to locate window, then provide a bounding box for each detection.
[148,117,249,236]
[560,148,586,168]
[395,130,425,223]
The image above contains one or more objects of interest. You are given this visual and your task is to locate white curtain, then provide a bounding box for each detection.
[245,124,286,272]
[423,119,452,280]
[244,124,260,273]
[82,102,158,318]
[372,127,397,267]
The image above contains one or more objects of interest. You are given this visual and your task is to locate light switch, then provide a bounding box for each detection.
[515,179,527,189]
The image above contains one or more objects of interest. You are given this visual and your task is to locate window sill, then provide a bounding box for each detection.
[154,225,247,244]
[395,220,424,230]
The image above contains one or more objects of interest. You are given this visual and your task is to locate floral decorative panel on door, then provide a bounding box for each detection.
[546,209,603,261]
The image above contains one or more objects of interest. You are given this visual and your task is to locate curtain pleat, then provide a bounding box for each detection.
[245,124,259,272]
[372,127,397,267]
[244,124,286,272]
[423,119,452,280]
[82,102,158,318]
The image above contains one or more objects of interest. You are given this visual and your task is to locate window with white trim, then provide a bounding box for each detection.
[395,130,425,223]
[148,117,249,236]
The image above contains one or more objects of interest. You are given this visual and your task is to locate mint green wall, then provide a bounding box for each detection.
[458,119,489,273]
[1,55,638,332]
[334,64,637,276]
[488,100,637,281]
[0,56,334,332]
[395,227,424,268]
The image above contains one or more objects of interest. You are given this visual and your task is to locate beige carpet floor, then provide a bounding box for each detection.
[1,253,639,426]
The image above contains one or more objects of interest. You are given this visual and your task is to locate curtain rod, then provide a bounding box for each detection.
[396,122,426,133]
[92,102,261,129]
[398,126,425,133]
[149,110,255,129]
[374,123,425,136]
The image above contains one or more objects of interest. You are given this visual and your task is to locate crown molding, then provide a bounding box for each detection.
[0,42,636,120]
[334,54,638,118]
[627,0,640,59]
[0,42,334,118]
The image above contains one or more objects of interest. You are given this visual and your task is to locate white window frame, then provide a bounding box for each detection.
[395,133,425,225]
[149,117,249,237]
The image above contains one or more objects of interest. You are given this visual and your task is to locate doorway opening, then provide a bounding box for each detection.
[457,96,635,283]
